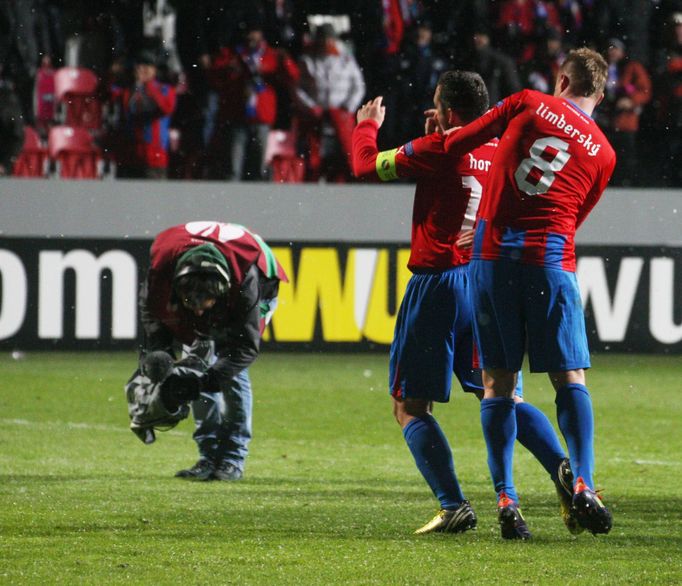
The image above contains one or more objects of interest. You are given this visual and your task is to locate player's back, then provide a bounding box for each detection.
[476,90,616,271]
[404,132,498,270]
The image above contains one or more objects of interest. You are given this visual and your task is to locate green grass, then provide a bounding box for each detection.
[0,352,681,585]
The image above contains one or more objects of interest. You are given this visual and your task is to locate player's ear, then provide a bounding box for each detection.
[559,73,570,93]
[595,92,605,107]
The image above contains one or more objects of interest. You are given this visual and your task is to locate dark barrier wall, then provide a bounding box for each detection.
[1,237,680,353]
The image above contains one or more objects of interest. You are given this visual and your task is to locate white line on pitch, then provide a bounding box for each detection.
[0,418,186,436]
[612,457,681,467]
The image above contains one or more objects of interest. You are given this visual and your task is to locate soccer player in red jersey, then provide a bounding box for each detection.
[352,71,575,535]
[444,48,616,538]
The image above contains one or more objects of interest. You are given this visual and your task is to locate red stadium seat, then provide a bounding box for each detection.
[265,129,305,183]
[48,125,103,179]
[54,67,102,130]
[12,126,49,178]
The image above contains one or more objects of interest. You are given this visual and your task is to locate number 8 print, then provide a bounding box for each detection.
[514,136,571,196]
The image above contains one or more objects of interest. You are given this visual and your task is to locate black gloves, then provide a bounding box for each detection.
[160,368,205,411]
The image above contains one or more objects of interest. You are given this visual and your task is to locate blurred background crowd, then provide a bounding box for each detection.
[1,0,681,186]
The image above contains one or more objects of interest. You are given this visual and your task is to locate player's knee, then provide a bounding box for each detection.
[549,369,585,391]
[482,368,517,398]
[392,398,430,427]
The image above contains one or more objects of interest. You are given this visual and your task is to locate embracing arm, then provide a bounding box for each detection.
[444,92,522,157]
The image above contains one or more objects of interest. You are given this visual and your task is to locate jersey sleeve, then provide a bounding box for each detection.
[444,91,525,158]
[351,119,446,181]
[351,119,382,178]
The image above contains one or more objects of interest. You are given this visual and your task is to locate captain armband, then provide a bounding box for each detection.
[375,148,399,181]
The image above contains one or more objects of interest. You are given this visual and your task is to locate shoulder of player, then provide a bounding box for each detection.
[494,88,536,109]
[398,132,446,158]
[416,131,446,149]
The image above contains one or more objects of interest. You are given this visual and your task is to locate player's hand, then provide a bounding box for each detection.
[456,229,475,249]
[356,96,386,127]
[424,108,440,135]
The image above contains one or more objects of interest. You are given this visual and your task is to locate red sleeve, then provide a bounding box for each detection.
[351,119,381,178]
[352,119,448,180]
[394,135,447,178]
[145,82,176,115]
[444,91,524,157]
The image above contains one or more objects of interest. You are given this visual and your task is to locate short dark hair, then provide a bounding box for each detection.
[560,47,608,97]
[437,71,490,124]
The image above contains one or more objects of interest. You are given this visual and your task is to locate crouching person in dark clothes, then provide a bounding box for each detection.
[132,221,287,481]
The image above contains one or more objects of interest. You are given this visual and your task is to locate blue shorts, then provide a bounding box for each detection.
[469,259,590,373]
[389,266,523,402]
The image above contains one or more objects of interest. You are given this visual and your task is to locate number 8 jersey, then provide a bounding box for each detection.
[444,89,616,272]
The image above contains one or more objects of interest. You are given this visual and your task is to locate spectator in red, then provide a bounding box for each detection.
[207,25,299,181]
[595,38,652,186]
[112,50,177,179]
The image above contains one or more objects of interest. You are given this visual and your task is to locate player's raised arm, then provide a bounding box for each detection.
[352,97,387,178]
[352,96,446,181]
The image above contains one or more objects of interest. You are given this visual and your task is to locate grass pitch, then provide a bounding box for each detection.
[0,351,681,585]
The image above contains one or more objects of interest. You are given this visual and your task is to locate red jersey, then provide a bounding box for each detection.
[444,89,616,271]
[352,119,498,271]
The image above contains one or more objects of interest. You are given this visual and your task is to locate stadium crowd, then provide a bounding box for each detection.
[1,0,681,185]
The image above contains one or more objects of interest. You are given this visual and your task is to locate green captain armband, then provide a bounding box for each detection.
[375,148,399,181]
